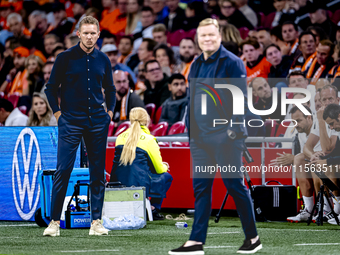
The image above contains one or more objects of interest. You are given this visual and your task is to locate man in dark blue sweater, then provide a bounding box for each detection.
[169,18,261,255]
[44,16,116,237]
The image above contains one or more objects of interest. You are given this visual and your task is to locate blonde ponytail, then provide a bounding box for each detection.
[119,107,149,166]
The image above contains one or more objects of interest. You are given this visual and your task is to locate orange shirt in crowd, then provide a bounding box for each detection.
[181,59,194,84]
[33,49,47,63]
[100,9,126,34]
[118,52,132,64]
[7,69,28,95]
[65,1,74,17]
[22,27,32,37]
[245,56,272,84]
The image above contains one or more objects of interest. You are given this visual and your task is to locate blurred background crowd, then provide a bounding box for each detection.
[0,0,340,145]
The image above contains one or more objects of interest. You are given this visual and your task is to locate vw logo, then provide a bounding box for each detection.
[12,128,41,220]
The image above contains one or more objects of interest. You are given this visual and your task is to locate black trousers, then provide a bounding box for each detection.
[50,113,110,221]
[189,138,258,243]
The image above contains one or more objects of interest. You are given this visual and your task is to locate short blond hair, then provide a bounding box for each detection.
[198,18,219,31]
[78,16,99,32]
[153,23,167,34]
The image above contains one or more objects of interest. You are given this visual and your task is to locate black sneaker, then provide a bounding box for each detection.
[323,211,338,222]
[237,239,262,254]
[152,209,164,220]
[168,244,204,254]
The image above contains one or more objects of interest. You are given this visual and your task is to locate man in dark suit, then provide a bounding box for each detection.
[169,18,261,255]
[44,16,116,237]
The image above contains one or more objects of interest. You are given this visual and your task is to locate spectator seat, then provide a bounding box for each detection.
[7,92,20,108]
[18,105,27,115]
[145,103,156,121]
[108,121,115,136]
[114,121,131,136]
[238,27,249,39]
[150,122,168,136]
[168,121,186,135]
[154,106,162,124]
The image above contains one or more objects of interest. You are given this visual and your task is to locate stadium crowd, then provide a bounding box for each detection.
[1,0,340,224]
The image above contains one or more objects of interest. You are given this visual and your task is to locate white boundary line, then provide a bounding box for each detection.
[207,232,241,234]
[294,243,340,246]
[0,224,37,227]
[205,246,238,248]
[186,231,241,235]
[60,250,119,253]
[258,228,329,231]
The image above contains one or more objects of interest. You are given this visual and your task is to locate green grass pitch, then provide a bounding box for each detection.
[0,214,340,255]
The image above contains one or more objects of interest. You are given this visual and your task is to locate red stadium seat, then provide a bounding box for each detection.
[264,120,278,147]
[327,10,333,20]
[257,12,265,28]
[238,27,249,39]
[167,29,186,46]
[185,29,196,40]
[114,121,131,136]
[172,142,189,147]
[158,141,170,147]
[154,106,162,124]
[108,121,115,136]
[150,122,168,136]
[115,32,126,45]
[276,121,291,137]
[18,105,27,115]
[7,92,20,108]
[331,9,340,24]
[168,121,186,135]
[145,103,156,121]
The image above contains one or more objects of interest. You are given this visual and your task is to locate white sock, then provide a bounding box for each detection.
[333,196,340,214]
[323,196,331,212]
[251,236,259,244]
[303,196,314,213]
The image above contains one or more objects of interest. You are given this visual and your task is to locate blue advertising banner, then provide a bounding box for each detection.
[0,127,80,221]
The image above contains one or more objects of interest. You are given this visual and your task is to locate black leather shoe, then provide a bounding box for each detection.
[168,244,204,254]
[237,238,262,254]
[152,209,164,220]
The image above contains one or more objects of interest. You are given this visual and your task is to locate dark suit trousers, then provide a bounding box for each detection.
[189,139,258,243]
[51,113,110,221]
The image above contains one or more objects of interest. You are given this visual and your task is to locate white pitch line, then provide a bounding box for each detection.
[294,243,340,246]
[185,231,240,235]
[60,249,119,253]
[205,246,238,249]
[107,235,132,237]
[0,224,37,227]
[208,232,240,234]
[259,228,329,232]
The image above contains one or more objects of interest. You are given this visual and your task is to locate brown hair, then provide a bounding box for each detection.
[319,39,335,55]
[78,16,99,32]
[219,0,237,8]
[240,38,260,50]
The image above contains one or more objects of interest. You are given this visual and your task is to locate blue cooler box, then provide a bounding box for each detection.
[37,168,90,228]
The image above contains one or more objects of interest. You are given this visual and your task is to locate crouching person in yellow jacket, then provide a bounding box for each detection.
[110,107,173,220]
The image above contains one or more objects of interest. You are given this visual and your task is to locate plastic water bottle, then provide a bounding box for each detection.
[175,222,188,229]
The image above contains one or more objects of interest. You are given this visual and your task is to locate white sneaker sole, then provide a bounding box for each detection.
[237,244,262,254]
[43,230,60,237]
[168,251,204,255]
[89,229,108,236]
